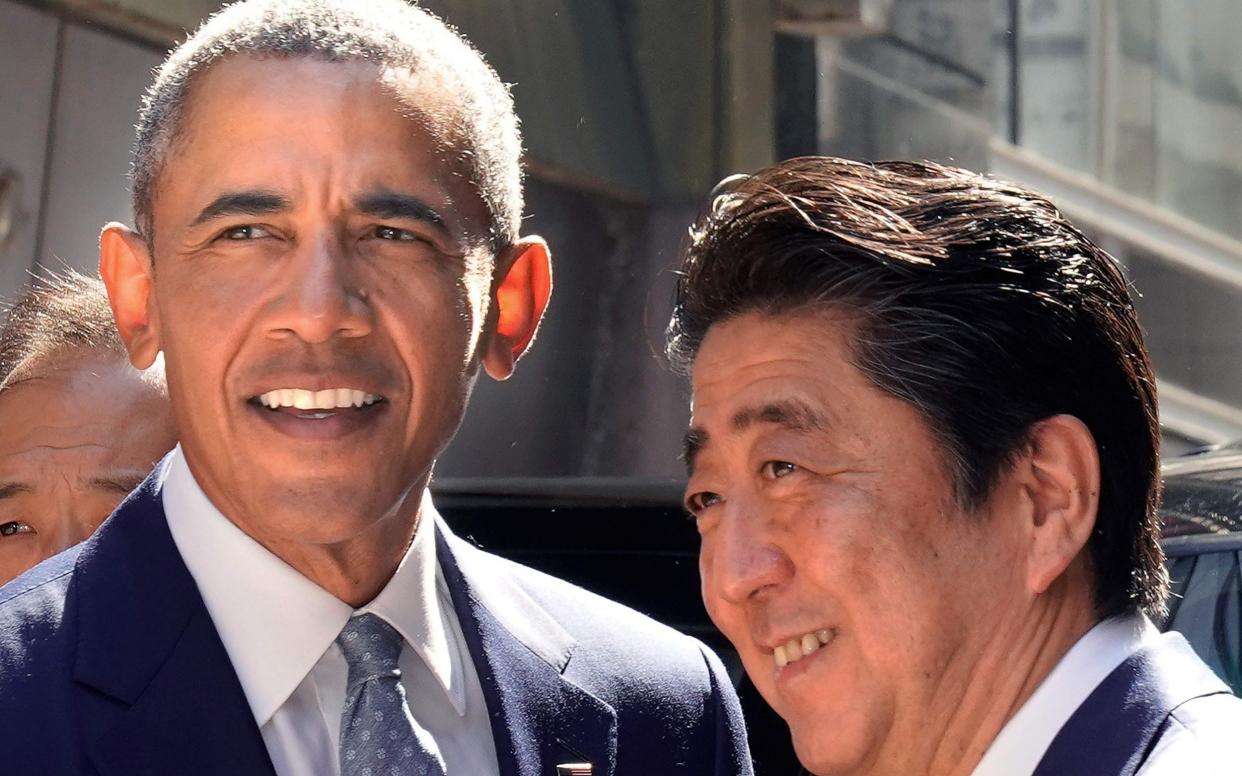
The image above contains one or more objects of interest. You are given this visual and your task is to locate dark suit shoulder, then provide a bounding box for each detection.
[455,538,714,661]
[0,542,80,605]
[447,536,752,775]
[1146,692,1242,772]
[0,544,80,661]
[449,539,735,722]
[0,546,86,769]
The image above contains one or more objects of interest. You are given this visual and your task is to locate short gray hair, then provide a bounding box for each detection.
[132,0,523,251]
[0,270,128,391]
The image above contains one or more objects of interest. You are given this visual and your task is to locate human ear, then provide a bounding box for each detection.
[99,223,162,369]
[481,236,552,381]
[1016,414,1101,595]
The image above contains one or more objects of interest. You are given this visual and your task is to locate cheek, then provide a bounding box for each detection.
[0,543,42,581]
[697,539,745,637]
[697,541,720,610]
[374,273,475,351]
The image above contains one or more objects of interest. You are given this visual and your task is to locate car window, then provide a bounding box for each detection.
[1164,542,1242,693]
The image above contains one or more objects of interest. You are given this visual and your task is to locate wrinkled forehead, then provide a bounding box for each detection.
[0,355,166,450]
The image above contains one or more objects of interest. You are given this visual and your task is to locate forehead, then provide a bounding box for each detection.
[154,56,483,230]
[0,357,165,463]
[690,310,866,423]
[686,311,957,488]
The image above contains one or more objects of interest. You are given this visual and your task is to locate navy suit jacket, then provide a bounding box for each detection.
[1034,630,1242,775]
[0,477,753,776]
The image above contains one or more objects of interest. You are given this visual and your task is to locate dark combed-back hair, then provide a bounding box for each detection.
[132,0,522,252]
[667,156,1167,618]
[0,269,127,390]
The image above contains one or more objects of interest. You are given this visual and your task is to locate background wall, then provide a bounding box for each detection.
[2,0,1240,474]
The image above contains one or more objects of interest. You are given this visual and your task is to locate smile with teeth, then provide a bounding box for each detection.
[773,628,835,669]
[256,388,382,411]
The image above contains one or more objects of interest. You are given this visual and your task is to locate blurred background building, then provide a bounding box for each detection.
[2,0,1241,476]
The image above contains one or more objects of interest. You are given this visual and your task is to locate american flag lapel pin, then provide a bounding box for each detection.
[556,763,592,776]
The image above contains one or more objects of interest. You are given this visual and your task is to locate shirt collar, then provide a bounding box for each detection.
[160,446,464,725]
[358,497,465,716]
[971,613,1161,776]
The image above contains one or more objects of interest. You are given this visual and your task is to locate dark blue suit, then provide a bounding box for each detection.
[0,476,752,776]
[1034,631,1242,775]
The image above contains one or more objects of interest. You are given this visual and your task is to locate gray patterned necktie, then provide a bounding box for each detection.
[336,613,446,776]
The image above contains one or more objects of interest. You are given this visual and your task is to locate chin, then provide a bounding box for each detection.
[264,486,413,543]
[787,713,876,776]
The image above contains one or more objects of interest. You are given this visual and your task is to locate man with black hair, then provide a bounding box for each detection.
[669,156,1242,776]
[0,270,174,584]
[0,2,750,775]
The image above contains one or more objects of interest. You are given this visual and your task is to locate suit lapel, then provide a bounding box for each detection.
[1033,632,1232,776]
[436,520,617,776]
[71,476,275,776]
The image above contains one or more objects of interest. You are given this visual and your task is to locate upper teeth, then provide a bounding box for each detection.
[257,388,381,410]
[773,628,834,669]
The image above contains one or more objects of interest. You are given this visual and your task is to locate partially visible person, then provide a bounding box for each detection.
[667,157,1242,775]
[0,270,174,584]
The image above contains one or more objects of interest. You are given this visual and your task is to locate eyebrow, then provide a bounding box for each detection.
[355,191,447,231]
[0,482,33,500]
[0,470,147,502]
[88,470,150,496]
[683,399,827,476]
[190,190,291,227]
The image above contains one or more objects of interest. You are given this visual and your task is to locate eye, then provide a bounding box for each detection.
[761,460,798,479]
[685,491,723,516]
[221,224,273,240]
[372,225,421,242]
[0,520,34,537]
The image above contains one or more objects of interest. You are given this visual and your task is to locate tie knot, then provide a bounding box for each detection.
[336,613,403,685]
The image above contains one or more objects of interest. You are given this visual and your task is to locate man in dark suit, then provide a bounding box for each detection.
[0,2,751,775]
[665,157,1242,775]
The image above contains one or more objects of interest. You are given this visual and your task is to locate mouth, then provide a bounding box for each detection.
[772,628,836,670]
[254,387,384,414]
[247,386,387,440]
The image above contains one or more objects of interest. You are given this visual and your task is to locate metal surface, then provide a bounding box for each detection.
[0,0,58,301]
[1158,380,1242,448]
[38,22,162,274]
[991,140,1242,294]
[1161,445,1242,538]
[776,0,894,37]
[0,169,19,251]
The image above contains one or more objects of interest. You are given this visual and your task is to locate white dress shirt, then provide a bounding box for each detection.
[159,447,499,776]
[971,614,1162,776]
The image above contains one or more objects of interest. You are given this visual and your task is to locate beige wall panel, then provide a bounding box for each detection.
[0,0,59,301]
[38,23,162,274]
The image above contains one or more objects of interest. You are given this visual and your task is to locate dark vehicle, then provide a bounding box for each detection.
[437,450,1242,774]
[1159,444,1242,694]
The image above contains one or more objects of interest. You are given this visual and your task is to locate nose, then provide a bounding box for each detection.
[47,487,88,554]
[706,500,794,605]
[267,233,373,343]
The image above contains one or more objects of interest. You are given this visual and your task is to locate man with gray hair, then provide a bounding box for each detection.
[0,270,174,584]
[0,3,751,775]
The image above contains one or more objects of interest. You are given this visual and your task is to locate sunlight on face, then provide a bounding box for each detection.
[686,311,1020,775]
[137,56,496,547]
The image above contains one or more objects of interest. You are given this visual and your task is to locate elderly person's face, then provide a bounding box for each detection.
[0,354,174,583]
[684,310,1029,775]
[100,56,547,553]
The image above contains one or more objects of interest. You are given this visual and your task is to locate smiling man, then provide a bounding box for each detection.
[0,270,174,584]
[667,157,1242,775]
[0,3,749,775]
